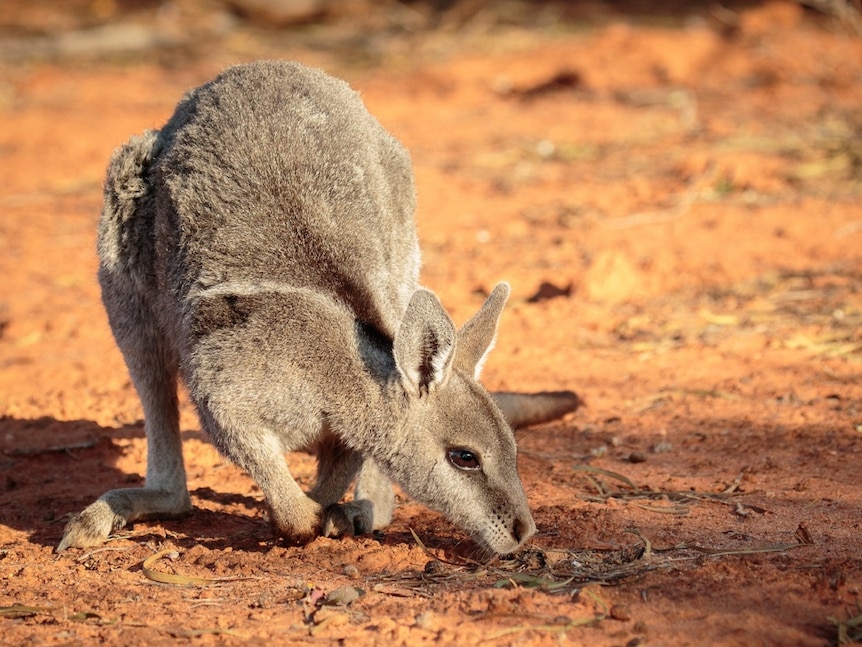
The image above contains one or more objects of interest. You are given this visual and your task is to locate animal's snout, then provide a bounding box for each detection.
[512,514,536,546]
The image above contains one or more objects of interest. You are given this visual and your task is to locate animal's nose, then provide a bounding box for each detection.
[512,515,536,545]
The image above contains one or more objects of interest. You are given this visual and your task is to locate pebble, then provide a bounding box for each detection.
[610,603,632,621]
[343,564,359,578]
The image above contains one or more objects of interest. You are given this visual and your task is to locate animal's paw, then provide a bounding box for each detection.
[57,500,126,552]
[269,497,322,545]
[321,501,374,538]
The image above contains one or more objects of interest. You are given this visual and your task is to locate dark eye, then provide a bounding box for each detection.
[447,449,481,471]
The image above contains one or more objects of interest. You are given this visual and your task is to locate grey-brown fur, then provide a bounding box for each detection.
[58,61,580,555]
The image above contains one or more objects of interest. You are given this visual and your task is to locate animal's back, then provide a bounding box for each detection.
[151,60,420,336]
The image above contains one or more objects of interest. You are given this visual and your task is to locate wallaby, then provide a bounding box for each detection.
[58,61,580,556]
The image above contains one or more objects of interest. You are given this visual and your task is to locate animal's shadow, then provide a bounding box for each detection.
[0,416,273,551]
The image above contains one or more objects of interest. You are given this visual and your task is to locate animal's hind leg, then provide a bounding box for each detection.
[307,435,369,537]
[58,274,191,551]
[354,460,394,530]
[312,442,394,538]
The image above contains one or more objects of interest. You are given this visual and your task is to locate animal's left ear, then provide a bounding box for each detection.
[393,288,457,398]
[455,282,510,379]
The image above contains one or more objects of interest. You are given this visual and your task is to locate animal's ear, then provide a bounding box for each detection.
[394,288,456,398]
[455,282,510,380]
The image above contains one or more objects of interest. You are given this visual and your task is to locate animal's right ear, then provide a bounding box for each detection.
[393,289,456,398]
[455,282,510,379]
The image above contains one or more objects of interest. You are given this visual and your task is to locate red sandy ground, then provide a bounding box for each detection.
[1,2,861,645]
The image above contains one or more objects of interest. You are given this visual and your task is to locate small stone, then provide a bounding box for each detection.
[628,451,647,464]
[343,564,359,578]
[610,603,632,621]
[424,559,444,575]
[254,590,275,609]
[322,585,364,606]
[652,441,673,454]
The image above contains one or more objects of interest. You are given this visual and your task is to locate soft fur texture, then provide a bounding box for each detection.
[58,61,580,555]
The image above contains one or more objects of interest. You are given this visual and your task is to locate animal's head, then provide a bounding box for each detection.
[382,282,536,555]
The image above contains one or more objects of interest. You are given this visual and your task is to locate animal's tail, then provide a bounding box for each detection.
[491,390,582,429]
[97,129,161,272]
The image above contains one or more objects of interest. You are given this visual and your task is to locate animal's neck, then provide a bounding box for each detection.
[326,320,404,455]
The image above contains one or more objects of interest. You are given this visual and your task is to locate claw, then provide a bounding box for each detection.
[321,501,374,538]
[56,500,122,552]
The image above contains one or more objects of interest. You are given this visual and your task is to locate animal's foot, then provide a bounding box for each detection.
[321,501,374,538]
[57,500,126,552]
[269,497,323,544]
[57,488,192,552]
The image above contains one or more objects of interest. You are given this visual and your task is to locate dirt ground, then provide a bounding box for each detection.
[1,1,861,645]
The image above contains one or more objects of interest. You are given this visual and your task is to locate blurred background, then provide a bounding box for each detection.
[1,3,862,645]
[1,0,860,69]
